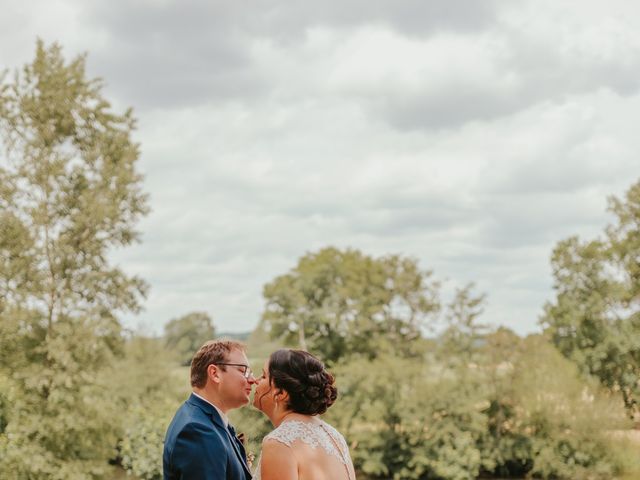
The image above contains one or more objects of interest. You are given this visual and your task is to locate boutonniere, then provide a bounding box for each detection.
[247,451,255,470]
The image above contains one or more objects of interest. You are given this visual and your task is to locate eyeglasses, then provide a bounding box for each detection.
[212,363,253,379]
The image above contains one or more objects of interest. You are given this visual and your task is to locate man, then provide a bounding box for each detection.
[163,339,256,480]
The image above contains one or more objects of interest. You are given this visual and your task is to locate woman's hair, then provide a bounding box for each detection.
[268,349,338,415]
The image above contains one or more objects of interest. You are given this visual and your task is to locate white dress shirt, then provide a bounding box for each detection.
[192,392,229,427]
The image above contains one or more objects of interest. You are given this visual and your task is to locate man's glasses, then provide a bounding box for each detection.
[212,363,253,379]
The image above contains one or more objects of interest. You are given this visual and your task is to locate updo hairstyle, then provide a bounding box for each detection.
[268,349,338,415]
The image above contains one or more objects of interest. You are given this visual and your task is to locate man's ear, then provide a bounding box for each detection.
[208,364,221,384]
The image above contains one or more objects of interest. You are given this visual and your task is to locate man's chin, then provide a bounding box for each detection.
[241,393,253,406]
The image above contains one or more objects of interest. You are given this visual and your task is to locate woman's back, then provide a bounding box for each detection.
[257,419,355,480]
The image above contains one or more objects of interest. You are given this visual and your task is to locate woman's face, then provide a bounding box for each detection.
[252,358,275,413]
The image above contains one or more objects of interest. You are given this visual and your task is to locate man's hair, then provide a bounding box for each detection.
[190,339,246,388]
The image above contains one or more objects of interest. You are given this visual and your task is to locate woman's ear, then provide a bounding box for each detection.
[275,388,290,404]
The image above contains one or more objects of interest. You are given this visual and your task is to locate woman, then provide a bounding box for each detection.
[252,349,356,480]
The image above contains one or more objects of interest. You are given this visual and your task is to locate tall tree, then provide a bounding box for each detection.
[0,41,148,477]
[261,247,440,363]
[439,283,488,368]
[542,180,640,419]
[164,311,216,365]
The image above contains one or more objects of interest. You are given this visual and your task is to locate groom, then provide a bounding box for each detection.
[163,339,256,480]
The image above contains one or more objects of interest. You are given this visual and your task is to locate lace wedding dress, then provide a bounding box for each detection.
[254,420,354,480]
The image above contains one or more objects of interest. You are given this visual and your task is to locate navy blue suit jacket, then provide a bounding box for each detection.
[163,393,252,480]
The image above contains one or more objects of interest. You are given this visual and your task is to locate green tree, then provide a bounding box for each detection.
[261,247,440,364]
[109,335,188,480]
[164,311,216,365]
[327,352,488,480]
[542,179,640,419]
[438,283,488,369]
[475,331,630,479]
[326,333,629,480]
[0,41,148,478]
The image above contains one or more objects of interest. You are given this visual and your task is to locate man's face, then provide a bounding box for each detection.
[217,348,255,410]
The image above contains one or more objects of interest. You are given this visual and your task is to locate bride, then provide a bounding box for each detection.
[252,349,356,480]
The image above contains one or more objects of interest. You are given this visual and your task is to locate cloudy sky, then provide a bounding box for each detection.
[2,0,639,335]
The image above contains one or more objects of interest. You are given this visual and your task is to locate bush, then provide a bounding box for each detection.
[118,402,177,480]
[326,355,487,480]
[477,334,630,479]
[322,335,631,480]
[106,335,188,479]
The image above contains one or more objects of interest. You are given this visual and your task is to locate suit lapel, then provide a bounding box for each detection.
[228,426,248,460]
[224,426,252,478]
[186,394,252,478]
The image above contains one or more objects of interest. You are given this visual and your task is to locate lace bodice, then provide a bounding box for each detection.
[254,420,354,480]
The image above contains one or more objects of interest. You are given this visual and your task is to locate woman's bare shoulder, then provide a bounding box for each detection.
[260,439,297,480]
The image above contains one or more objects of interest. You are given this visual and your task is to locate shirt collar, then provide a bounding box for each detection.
[192,392,229,427]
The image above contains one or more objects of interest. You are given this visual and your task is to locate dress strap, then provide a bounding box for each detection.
[318,422,354,480]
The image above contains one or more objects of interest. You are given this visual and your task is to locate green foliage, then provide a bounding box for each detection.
[258,247,635,478]
[108,336,188,480]
[244,323,285,361]
[261,247,440,364]
[508,336,627,479]
[164,311,216,365]
[117,401,174,480]
[0,364,121,479]
[326,354,487,480]
[0,41,147,478]
[0,374,10,435]
[542,179,640,418]
[438,283,488,368]
[474,328,534,477]
[322,331,629,480]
